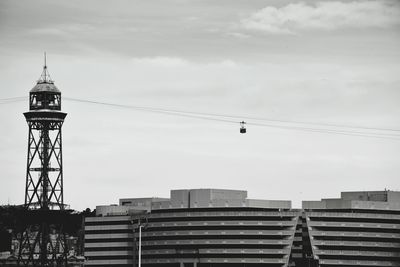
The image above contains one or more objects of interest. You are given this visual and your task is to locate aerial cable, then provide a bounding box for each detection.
[63,97,400,140]
[3,95,400,133]
[248,121,400,138]
[0,96,26,104]
[63,97,400,134]
[249,122,400,140]
[64,97,400,139]
[63,97,238,123]
[1,96,399,140]
[129,104,400,133]
[0,96,26,101]
[175,110,400,133]
[66,97,400,133]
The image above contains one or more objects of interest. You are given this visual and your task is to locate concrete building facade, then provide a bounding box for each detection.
[84,189,400,267]
[303,190,400,266]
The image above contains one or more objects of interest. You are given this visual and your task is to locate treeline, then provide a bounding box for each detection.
[0,205,96,253]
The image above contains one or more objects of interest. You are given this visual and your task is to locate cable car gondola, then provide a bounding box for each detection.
[240,121,246,134]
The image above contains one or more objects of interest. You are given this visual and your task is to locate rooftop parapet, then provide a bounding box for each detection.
[96,204,149,216]
[341,190,400,203]
[151,198,291,210]
[109,189,291,212]
[119,197,169,207]
[303,190,400,210]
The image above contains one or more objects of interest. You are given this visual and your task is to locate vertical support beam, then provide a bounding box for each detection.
[139,225,142,267]
[25,126,32,206]
[131,219,137,267]
[40,221,48,266]
[59,127,64,208]
[41,124,49,210]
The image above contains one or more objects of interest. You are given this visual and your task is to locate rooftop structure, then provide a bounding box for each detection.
[303,190,400,210]
[96,188,292,217]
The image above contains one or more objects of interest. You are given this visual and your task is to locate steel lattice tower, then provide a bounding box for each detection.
[17,56,69,266]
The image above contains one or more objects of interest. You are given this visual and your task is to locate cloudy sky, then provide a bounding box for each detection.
[0,0,399,210]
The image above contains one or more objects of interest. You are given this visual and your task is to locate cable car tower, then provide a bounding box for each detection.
[17,55,70,266]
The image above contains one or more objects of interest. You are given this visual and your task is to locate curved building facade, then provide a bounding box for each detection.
[303,191,400,266]
[138,208,299,266]
[84,189,400,267]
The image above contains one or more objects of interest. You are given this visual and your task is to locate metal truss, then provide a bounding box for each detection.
[15,210,71,267]
[18,113,68,266]
[25,121,64,210]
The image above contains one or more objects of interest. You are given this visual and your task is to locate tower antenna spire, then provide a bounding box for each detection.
[43,52,47,81]
[39,52,52,83]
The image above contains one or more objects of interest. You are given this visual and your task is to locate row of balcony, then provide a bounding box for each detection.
[308,220,400,230]
[318,258,400,266]
[306,212,400,221]
[310,230,400,239]
[315,249,400,257]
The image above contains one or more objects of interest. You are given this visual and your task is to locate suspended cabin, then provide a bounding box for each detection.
[240,121,246,133]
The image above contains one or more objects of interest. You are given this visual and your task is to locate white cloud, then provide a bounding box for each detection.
[227,32,251,39]
[128,57,239,70]
[130,57,189,67]
[29,28,65,36]
[28,24,96,37]
[241,0,400,34]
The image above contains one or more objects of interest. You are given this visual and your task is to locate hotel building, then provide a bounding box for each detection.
[84,189,400,267]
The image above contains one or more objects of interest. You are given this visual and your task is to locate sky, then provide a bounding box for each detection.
[0,0,399,211]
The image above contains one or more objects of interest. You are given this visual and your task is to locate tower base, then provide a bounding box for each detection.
[16,210,73,267]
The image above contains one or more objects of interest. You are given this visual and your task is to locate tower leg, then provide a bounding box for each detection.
[16,211,70,267]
